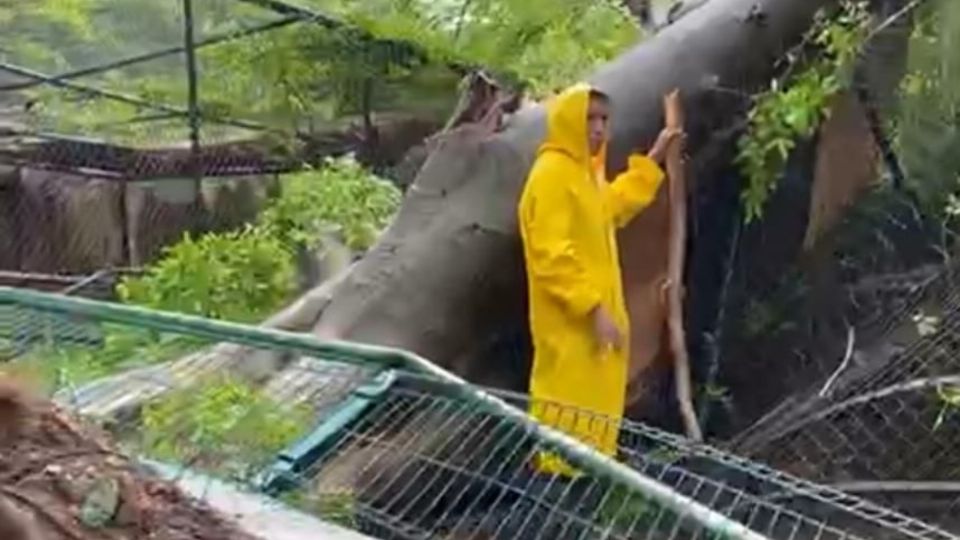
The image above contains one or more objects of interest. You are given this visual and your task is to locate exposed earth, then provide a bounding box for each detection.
[0,375,259,540]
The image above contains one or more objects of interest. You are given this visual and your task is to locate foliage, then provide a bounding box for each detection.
[13,329,201,391]
[283,489,358,529]
[142,376,312,481]
[333,0,639,94]
[0,304,202,391]
[596,481,740,539]
[117,226,296,323]
[259,155,401,251]
[117,155,398,322]
[896,0,960,217]
[737,2,870,222]
[11,0,640,144]
[596,485,663,532]
[935,382,960,431]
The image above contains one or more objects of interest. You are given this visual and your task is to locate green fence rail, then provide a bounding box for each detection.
[6,286,956,539]
[0,285,767,540]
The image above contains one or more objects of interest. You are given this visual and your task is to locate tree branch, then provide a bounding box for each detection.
[664,89,703,441]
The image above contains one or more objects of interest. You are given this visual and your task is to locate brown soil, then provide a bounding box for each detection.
[0,376,260,540]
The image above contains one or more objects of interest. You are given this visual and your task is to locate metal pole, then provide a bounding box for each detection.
[0,17,302,92]
[232,0,471,76]
[0,61,266,133]
[182,0,203,201]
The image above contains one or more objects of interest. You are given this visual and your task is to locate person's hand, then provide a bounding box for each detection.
[592,306,623,352]
[647,127,685,164]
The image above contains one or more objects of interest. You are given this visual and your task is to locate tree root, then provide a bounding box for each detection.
[0,488,83,540]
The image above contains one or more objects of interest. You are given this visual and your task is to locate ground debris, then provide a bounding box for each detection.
[0,375,260,540]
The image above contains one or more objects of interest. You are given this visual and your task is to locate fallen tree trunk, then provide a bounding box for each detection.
[68,0,845,427]
[311,0,840,399]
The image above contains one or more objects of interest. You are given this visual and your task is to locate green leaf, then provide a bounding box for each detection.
[736,0,868,222]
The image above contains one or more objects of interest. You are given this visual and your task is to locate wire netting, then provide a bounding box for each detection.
[679,0,960,534]
[0,0,458,277]
[1,287,957,540]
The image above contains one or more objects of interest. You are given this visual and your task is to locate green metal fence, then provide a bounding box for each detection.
[0,286,954,540]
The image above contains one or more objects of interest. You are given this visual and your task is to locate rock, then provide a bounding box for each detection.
[79,476,120,528]
[57,472,97,504]
[0,376,33,444]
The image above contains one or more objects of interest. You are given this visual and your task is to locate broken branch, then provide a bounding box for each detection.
[664,89,703,442]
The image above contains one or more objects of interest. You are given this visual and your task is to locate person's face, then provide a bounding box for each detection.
[587,95,610,155]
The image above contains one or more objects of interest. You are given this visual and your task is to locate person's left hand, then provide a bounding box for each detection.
[648,127,685,164]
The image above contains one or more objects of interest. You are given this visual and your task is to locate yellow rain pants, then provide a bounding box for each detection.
[518,83,665,476]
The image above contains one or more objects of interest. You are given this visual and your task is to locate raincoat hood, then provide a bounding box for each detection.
[540,82,602,165]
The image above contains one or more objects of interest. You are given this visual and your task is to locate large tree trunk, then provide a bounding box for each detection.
[69,0,843,423]
[311,0,839,397]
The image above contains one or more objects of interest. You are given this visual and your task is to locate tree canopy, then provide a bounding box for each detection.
[3,0,641,145]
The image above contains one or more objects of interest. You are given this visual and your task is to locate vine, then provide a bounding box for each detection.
[737,1,870,223]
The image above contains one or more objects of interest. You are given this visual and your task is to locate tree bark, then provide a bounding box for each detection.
[310,0,840,398]
[622,0,653,28]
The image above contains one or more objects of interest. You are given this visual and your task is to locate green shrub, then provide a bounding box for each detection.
[117,226,296,323]
[118,156,399,324]
[259,155,401,251]
[142,376,312,481]
[14,328,201,392]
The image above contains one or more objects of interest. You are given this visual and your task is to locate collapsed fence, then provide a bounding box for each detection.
[2,285,956,540]
[724,233,960,532]
[671,0,960,534]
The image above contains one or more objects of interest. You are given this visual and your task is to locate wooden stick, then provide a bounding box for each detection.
[663,89,703,441]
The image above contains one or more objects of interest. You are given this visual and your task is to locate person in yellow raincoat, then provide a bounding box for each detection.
[519,82,680,476]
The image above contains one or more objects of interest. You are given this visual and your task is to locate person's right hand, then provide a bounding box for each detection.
[647,127,685,165]
[592,306,623,352]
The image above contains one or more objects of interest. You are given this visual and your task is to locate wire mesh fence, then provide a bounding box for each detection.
[279,377,959,540]
[1,286,957,540]
[684,0,960,534]
[0,0,459,277]
[725,254,960,531]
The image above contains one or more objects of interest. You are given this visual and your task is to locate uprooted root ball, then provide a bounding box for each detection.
[0,375,258,540]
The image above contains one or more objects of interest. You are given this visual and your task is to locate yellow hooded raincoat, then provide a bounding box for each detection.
[519,83,665,476]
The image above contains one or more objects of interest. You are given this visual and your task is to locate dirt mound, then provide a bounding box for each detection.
[0,376,260,540]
